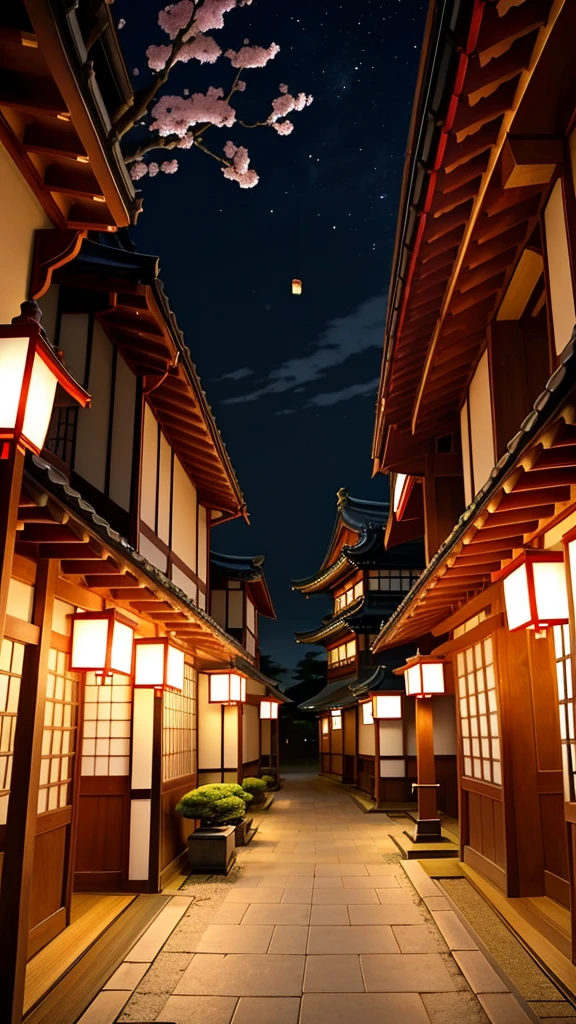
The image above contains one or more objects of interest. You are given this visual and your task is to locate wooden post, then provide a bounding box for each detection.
[413,697,441,841]
[0,559,57,1024]
[374,717,381,808]
[0,447,25,638]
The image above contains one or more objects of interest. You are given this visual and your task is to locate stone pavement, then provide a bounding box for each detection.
[79,773,535,1024]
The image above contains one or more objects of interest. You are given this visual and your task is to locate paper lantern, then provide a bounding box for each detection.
[362,700,374,725]
[291,278,302,296]
[209,671,247,704]
[134,637,185,690]
[0,323,89,455]
[330,709,342,730]
[371,693,402,719]
[401,653,446,697]
[321,717,329,735]
[70,610,134,676]
[493,551,569,632]
[260,698,280,720]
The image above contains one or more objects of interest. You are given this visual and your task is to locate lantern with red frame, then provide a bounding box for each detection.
[0,323,90,456]
[134,637,185,691]
[260,698,281,720]
[70,610,134,677]
[493,551,569,632]
[400,653,446,697]
[209,671,247,704]
[371,692,402,719]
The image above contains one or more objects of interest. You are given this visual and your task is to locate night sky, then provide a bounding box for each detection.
[116,0,427,674]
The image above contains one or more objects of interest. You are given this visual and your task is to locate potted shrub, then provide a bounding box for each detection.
[261,774,278,791]
[242,776,268,810]
[177,783,251,874]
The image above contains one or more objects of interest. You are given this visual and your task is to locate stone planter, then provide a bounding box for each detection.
[235,816,257,847]
[187,824,236,874]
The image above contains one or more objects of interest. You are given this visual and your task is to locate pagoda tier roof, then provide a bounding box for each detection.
[292,489,423,594]
[53,236,247,522]
[294,594,403,646]
[298,665,403,712]
[211,551,276,620]
[234,657,290,703]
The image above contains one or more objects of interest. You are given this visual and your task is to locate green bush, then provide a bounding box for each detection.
[261,775,276,789]
[242,777,268,803]
[176,783,248,825]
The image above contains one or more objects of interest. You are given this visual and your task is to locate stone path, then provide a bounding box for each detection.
[80,773,535,1024]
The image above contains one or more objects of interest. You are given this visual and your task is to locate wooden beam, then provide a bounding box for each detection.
[497,486,572,510]
[84,574,139,589]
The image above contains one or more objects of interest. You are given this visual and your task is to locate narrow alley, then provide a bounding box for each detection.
[77,775,539,1024]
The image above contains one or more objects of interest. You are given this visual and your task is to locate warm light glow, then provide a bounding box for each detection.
[0,324,89,454]
[402,654,446,697]
[292,278,302,295]
[393,473,407,513]
[209,671,246,704]
[70,611,134,675]
[321,718,329,735]
[495,551,569,632]
[134,638,185,690]
[260,699,280,720]
[372,693,402,719]
[331,712,342,730]
[362,700,374,725]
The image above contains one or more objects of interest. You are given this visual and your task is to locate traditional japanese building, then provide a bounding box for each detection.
[0,5,282,1022]
[293,490,457,811]
[372,0,576,975]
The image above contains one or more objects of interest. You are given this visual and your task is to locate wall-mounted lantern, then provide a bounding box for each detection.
[134,637,185,691]
[321,717,329,735]
[260,698,280,720]
[291,278,302,296]
[493,551,569,633]
[70,610,134,678]
[0,323,90,456]
[209,671,247,705]
[330,709,342,730]
[361,700,374,725]
[371,693,402,719]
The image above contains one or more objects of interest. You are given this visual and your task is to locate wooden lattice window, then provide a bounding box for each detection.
[38,648,80,813]
[457,637,501,785]
[163,661,196,780]
[81,675,132,776]
[553,624,575,801]
[0,638,25,825]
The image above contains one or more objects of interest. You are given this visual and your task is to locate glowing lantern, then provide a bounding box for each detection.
[401,653,446,697]
[321,717,329,735]
[0,323,89,455]
[260,698,280,720]
[292,278,302,296]
[493,551,569,632]
[70,610,134,677]
[209,671,247,704]
[362,700,374,725]
[134,637,185,691]
[372,693,402,719]
[331,709,342,730]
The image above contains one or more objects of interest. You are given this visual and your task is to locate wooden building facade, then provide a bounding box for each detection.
[0,4,285,1021]
[293,489,458,814]
[372,0,576,966]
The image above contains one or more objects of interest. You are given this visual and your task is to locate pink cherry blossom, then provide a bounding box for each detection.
[236,79,246,91]
[224,140,237,159]
[147,43,172,71]
[178,33,222,64]
[222,141,258,187]
[151,87,236,137]
[177,133,195,148]
[161,159,179,173]
[148,162,160,177]
[272,119,293,136]
[226,42,280,68]
[195,0,236,33]
[270,89,313,121]
[222,165,259,187]
[158,0,193,39]
[129,162,148,180]
[118,18,126,29]
[279,83,288,94]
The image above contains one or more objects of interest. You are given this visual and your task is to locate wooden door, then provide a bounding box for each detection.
[27,638,82,957]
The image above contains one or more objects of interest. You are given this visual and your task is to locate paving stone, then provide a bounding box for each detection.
[376,888,419,905]
[361,953,468,992]
[300,993,430,1024]
[118,991,167,1022]
[211,905,249,925]
[155,995,237,1023]
[424,896,452,912]
[268,926,309,954]
[313,876,344,889]
[341,875,399,889]
[478,993,534,1023]
[242,903,311,926]
[231,997,300,1024]
[421,992,491,1024]
[281,887,314,903]
[77,991,131,1024]
[392,924,448,953]
[431,911,478,951]
[349,904,426,926]
[307,925,399,954]
[452,951,508,993]
[309,905,350,925]
[103,962,149,991]
[224,888,284,904]
[193,925,273,954]
[134,952,193,994]
[174,953,305,996]
[314,864,369,876]
[303,954,365,992]
[125,903,191,962]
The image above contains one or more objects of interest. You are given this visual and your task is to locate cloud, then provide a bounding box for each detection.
[222,293,386,405]
[275,408,297,416]
[214,367,254,382]
[306,377,380,407]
